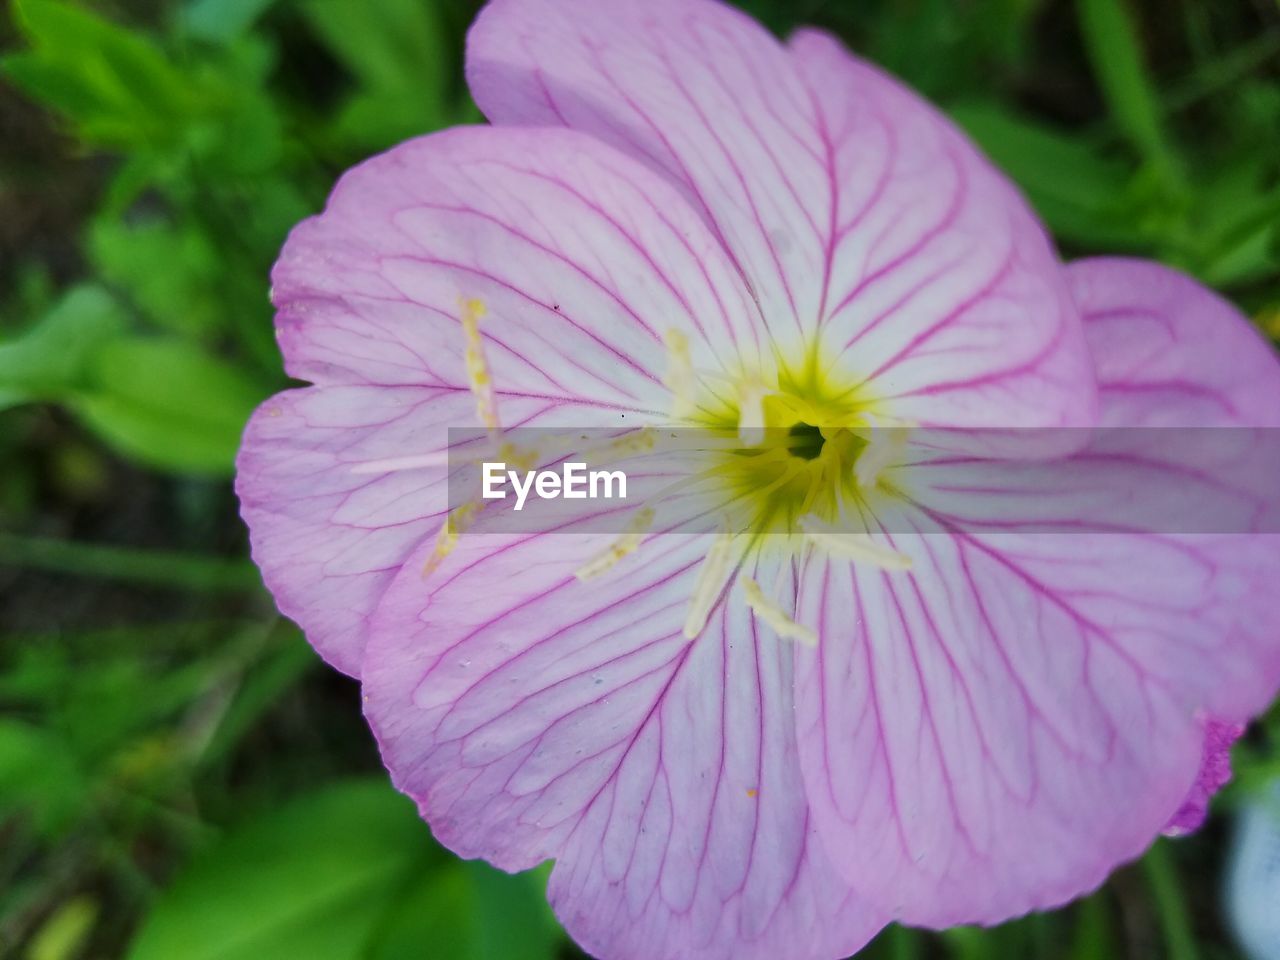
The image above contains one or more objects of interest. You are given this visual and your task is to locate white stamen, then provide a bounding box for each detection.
[742,578,817,646]
[798,516,913,571]
[683,533,738,639]
[576,508,655,580]
[855,420,910,490]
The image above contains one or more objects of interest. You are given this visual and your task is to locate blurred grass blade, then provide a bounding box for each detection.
[198,628,314,767]
[27,895,98,960]
[1070,894,1118,960]
[886,924,922,960]
[1076,0,1183,186]
[950,102,1143,248]
[1143,841,1199,960]
[0,533,261,592]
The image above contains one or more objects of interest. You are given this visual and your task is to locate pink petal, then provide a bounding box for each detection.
[467,1,1096,427]
[241,124,762,674]
[270,125,763,397]
[362,537,885,959]
[235,388,611,675]
[1163,717,1245,837]
[794,258,1280,926]
[1069,257,1280,427]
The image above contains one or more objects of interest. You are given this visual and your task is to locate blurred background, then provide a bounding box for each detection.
[1,0,1279,957]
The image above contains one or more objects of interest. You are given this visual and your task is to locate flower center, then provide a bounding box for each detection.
[620,333,916,642]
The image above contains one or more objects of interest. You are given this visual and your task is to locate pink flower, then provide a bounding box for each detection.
[235,1,1280,957]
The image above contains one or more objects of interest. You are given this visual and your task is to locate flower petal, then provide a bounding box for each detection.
[467,1,1096,426]
[271,125,763,399]
[243,124,766,673]
[793,258,1280,926]
[1068,257,1280,427]
[235,387,617,675]
[362,537,885,959]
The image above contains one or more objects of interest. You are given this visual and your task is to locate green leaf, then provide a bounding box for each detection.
[369,861,562,960]
[72,337,267,475]
[1075,0,1183,186]
[89,217,223,337]
[2,0,196,150]
[126,781,438,960]
[0,720,86,835]
[301,0,452,147]
[950,102,1144,248]
[0,533,260,592]
[126,779,563,960]
[183,0,281,45]
[0,284,128,409]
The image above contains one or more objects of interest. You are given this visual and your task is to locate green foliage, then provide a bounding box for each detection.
[74,336,266,474]
[1075,0,1183,185]
[301,0,455,147]
[127,780,561,960]
[3,0,197,150]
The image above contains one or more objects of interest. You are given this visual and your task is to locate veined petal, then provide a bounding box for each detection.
[235,388,620,676]
[790,31,1095,428]
[1069,258,1280,427]
[467,0,1096,427]
[794,258,1280,926]
[362,538,885,959]
[243,124,766,674]
[271,125,763,399]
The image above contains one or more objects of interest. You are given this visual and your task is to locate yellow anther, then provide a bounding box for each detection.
[664,328,696,417]
[575,508,656,580]
[742,578,817,646]
[460,298,499,432]
[683,533,737,639]
[423,501,482,577]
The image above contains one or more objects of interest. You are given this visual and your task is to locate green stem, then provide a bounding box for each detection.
[1142,841,1198,960]
[0,533,260,593]
[887,925,921,960]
